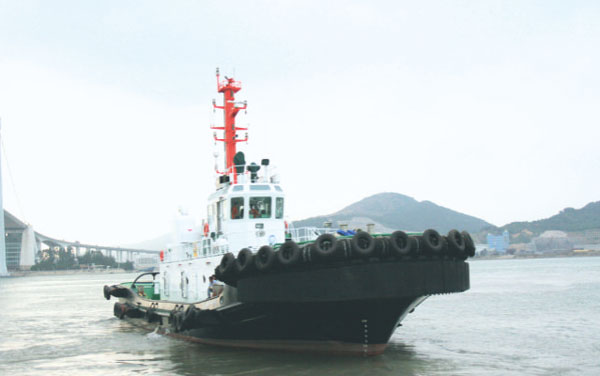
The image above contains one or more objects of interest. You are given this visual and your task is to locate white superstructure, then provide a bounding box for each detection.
[158,70,286,303]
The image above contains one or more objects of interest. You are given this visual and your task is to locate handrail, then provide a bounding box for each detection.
[131,271,159,289]
[216,164,280,185]
[288,227,338,243]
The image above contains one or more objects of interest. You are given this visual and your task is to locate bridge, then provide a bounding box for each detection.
[0,121,160,275]
[2,209,160,272]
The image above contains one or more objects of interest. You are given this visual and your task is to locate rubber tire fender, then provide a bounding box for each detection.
[113,302,126,319]
[103,285,113,300]
[181,306,197,331]
[422,229,444,254]
[446,229,466,254]
[312,233,338,259]
[145,308,159,323]
[217,252,237,277]
[175,312,184,333]
[351,231,375,258]
[255,245,276,272]
[389,231,413,257]
[124,308,144,319]
[373,237,390,258]
[235,248,255,275]
[277,241,301,267]
[462,231,476,258]
[169,310,180,332]
[214,266,223,281]
[408,236,420,257]
[440,235,449,254]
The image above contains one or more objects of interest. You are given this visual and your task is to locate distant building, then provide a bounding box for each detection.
[487,230,510,253]
[533,230,572,253]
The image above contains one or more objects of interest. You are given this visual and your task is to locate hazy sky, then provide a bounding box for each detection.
[0,0,599,246]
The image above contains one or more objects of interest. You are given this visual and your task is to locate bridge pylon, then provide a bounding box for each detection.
[0,120,9,276]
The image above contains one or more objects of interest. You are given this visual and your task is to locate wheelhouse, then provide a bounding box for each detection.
[205,181,286,255]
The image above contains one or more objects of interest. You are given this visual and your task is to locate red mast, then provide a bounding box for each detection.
[211,68,248,184]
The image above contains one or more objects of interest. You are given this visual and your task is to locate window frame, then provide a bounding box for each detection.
[230,196,245,220]
[249,196,272,219]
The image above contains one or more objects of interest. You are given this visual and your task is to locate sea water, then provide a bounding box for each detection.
[0,257,598,375]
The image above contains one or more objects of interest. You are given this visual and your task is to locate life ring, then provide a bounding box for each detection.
[203,223,209,237]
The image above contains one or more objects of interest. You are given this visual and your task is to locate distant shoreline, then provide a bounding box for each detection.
[5,252,599,277]
[473,251,600,261]
[3,268,138,277]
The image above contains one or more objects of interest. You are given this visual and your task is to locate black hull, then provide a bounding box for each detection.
[183,298,423,355]
[114,259,469,356]
[126,297,423,355]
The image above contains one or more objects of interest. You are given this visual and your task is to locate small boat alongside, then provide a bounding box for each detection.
[103,70,475,356]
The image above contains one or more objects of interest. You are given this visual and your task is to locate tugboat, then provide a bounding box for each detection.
[103,69,476,356]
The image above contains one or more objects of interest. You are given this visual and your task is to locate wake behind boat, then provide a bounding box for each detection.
[103,69,475,356]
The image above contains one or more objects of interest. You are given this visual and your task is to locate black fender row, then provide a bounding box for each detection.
[113,301,223,333]
[167,305,221,332]
[215,229,475,285]
[113,302,144,319]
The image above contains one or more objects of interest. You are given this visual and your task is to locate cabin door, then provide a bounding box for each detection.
[216,199,224,234]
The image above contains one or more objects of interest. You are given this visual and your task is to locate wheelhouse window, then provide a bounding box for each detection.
[250,185,270,191]
[249,197,271,218]
[231,197,244,219]
[276,197,284,219]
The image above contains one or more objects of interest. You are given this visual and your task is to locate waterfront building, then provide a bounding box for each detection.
[533,230,572,253]
[487,230,510,253]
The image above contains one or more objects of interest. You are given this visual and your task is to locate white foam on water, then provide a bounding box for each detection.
[145,327,164,341]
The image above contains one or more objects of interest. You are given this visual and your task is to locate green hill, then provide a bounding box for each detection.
[291,192,492,233]
[492,201,600,236]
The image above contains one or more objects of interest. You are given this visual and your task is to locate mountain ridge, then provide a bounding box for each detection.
[127,194,600,250]
[291,192,492,233]
[487,201,600,239]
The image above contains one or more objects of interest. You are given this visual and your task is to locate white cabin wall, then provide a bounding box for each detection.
[159,183,287,303]
[160,255,221,303]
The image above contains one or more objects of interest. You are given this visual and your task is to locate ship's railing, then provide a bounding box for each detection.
[219,165,281,186]
[201,237,229,257]
[288,227,338,243]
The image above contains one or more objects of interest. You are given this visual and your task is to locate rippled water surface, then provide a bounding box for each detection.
[1,257,599,375]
